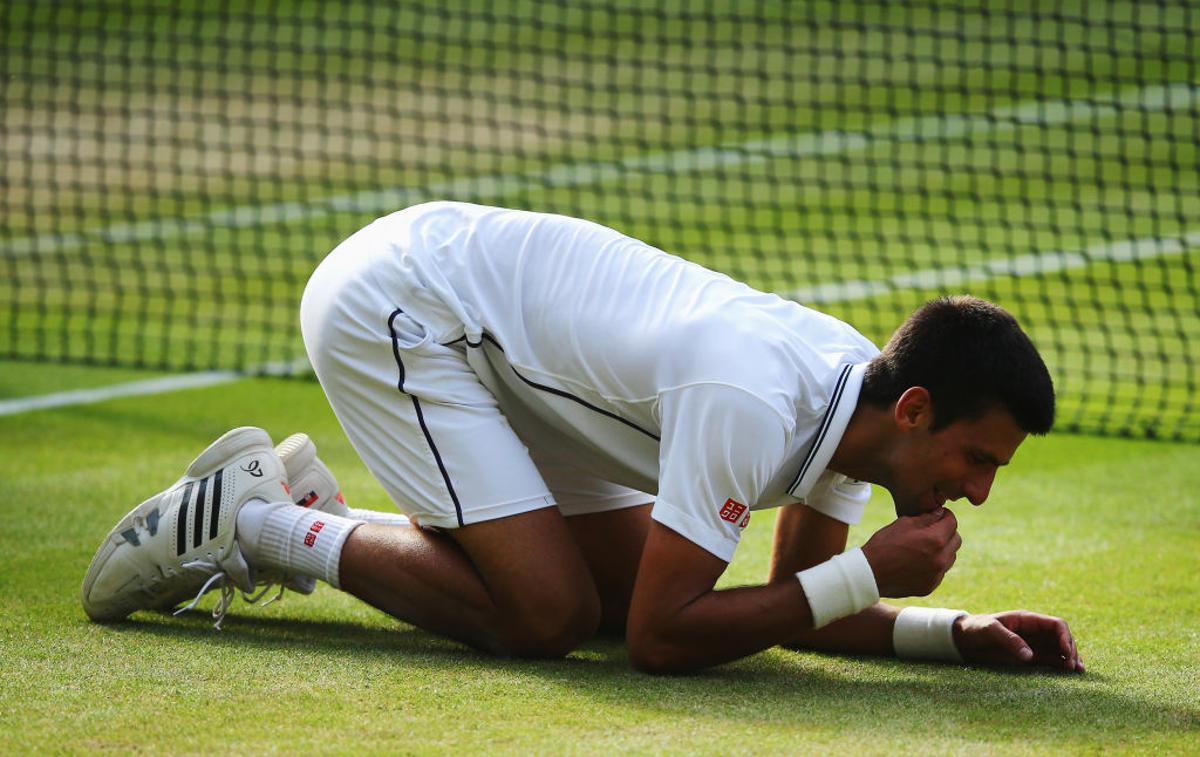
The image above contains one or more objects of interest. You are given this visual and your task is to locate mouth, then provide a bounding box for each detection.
[920,488,947,513]
[896,488,945,517]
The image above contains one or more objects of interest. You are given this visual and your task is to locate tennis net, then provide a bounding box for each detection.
[2,1,1196,440]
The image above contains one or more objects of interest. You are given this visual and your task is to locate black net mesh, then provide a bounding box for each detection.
[2,1,1197,440]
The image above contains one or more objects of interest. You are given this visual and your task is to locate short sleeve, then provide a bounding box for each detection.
[652,384,790,562]
[803,471,871,525]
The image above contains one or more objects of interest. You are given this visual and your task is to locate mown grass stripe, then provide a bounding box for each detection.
[3,82,1192,258]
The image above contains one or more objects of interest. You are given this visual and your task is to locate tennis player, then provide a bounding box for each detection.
[83,202,1083,673]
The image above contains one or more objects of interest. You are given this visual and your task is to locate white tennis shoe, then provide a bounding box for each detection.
[81,426,289,626]
[276,432,350,518]
[273,432,351,594]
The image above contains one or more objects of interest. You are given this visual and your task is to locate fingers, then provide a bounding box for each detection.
[1051,616,1079,671]
[991,621,1035,663]
[942,507,958,528]
[946,530,962,555]
[1056,617,1084,673]
[907,508,947,529]
[913,507,959,553]
[869,507,963,598]
[928,507,958,536]
[938,526,962,574]
[1029,612,1082,672]
[924,509,961,590]
[1004,611,1085,673]
[962,612,1085,673]
[930,509,959,567]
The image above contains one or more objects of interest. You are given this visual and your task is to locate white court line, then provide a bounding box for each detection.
[0,359,307,417]
[4,226,1194,417]
[783,228,1200,303]
[2,82,1194,258]
[0,371,240,416]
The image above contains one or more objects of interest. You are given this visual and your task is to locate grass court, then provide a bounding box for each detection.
[1,1,1197,752]
[0,362,1197,753]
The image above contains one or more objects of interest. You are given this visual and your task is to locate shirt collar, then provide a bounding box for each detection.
[787,362,867,499]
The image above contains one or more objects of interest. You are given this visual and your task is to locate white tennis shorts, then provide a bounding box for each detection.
[300,225,651,529]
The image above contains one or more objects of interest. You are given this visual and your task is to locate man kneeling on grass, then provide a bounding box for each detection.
[83,202,1083,674]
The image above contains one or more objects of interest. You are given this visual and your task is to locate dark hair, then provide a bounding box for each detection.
[861,296,1055,434]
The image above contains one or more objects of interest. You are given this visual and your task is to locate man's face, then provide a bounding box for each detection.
[888,403,1028,517]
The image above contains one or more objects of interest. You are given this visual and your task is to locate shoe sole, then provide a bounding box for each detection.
[81,427,275,622]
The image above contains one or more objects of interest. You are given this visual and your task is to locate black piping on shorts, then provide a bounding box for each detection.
[444,332,660,442]
[388,308,465,527]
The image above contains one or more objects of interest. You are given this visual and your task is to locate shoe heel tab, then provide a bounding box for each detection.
[187,427,275,477]
[275,433,313,460]
[275,433,316,477]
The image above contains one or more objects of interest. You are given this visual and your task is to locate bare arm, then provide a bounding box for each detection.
[626,520,818,673]
[770,503,900,655]
[625,507,958,672]
[770,503,1084,671]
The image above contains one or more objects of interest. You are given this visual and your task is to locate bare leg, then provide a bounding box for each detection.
[338,506,602,658]
[565,504,652,635]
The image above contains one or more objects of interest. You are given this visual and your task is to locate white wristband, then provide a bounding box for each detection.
[795,547,880,628]
[893,607,968,662]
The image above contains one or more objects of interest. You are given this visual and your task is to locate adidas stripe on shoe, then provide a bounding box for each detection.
[81,426,289,625]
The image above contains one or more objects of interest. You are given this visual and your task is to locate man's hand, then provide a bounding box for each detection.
[953,611,1084,672]
[861,507,961,597]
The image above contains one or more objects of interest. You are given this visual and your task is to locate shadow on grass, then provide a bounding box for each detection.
[100,609,1198,746]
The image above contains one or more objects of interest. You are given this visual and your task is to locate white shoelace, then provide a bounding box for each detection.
[172,559,289,630]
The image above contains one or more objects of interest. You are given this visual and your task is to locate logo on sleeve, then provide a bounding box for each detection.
[719,498,750,529]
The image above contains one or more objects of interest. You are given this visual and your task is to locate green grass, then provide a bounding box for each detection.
[0,364,1197,753]
[1,4,1198,745]
[0,358,172,398]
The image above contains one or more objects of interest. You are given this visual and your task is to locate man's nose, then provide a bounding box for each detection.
[964,469,997,506]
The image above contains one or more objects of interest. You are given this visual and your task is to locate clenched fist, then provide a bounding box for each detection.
[862,507,961,597]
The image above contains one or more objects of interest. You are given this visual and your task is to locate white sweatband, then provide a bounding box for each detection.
[795,547,880,628]
[893,607,968,662]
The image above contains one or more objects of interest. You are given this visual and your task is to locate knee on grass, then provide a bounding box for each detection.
[493,589,603,659]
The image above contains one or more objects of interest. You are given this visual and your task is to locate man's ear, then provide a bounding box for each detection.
[893,386,933,431]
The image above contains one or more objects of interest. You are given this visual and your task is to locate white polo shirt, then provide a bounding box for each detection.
[364,202,880,561]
